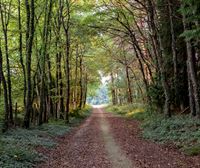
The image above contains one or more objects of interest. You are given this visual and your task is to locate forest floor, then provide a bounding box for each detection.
[38,107,200,168]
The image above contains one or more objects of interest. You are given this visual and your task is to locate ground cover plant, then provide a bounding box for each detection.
[0,107,91,167]
[106,105,200,156]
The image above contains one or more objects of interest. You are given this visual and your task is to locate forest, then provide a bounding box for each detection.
[0,0,200,167]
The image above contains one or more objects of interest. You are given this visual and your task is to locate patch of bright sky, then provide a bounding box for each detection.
[99,71,110,85]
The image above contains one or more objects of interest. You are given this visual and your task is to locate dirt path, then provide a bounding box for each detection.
[38,108,200,168]
[99,108,133,168]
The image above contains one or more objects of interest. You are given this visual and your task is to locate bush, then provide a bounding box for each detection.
[106,104,145,119]
[69,105,92,126]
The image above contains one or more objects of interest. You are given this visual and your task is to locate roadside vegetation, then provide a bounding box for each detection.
[0,106,91,168]
[106,105,200,156]
[1,0,200,166]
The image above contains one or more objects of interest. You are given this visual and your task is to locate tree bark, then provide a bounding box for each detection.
[0,44,9,132]
[0,0,13,124]
[124,58,133,103]
[74,44,79,109]
[111,72,117,105]
[147,0,171,117]
[79,52,83,109]
[168,0,178,105]
[24,0,35,128]
[39,0,54,125]
[182,12,200,117]
[18,0,27,109]
[62,0,71,123]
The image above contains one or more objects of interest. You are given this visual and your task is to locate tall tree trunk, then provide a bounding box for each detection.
[188,71,196,116]
[59,54,64,117]
[55,0,64,119]
[125,64,133,103]
[47,53,54,117]
[0,45,9,132]
[56,42,59,119]
[74,44,79,109]
[39,0,53,125]
[168,0,178,105]
[18,0,26,109]
[65,34,70,123]
[24,0,35,128]
[79,53,83,109]
[147,0,171,117]
[111,72,117,105]
[183,13,200,117]
[0,0,13,124]
[62,0,71,123]
[83,71,88,107]
[65,35,70,123]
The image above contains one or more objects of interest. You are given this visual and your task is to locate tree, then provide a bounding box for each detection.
[0,0,13,124]
[0,43,9,132]
[23,0,35,128]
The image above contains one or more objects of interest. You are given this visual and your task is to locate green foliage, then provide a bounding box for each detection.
[180,0,200,40]
[69,106,92,126]
[0,127,52,167]
[142,115,200,141]
[0,106,92,167]
[183,144,200,156]
[181,28,200,40]
[0,142,42,168]
[107,104,200,155]
[38,124,71,137]
[148,78,164,109]
[142,115,200,155]
[1,129,56,148]
[106,104,145,118]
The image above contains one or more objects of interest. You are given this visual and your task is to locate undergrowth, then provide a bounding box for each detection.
[106,104,200,156]
[0,106,92,167]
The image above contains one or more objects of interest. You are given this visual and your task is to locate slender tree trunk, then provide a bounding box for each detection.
[65,35,70,123]
[111,72,117,105]
[0,45,9,132]
[59,55,64,117]
[83,72,88,107]
[62,0,71,123]
[188,71,196,116]
[168,0,178,105]
[24,0,35,128]
[47,53,54,117]
[0,0,13,124]
[74,44,79,109]
[55,0,64,119]
[18,0,26,109]
[125,65,133,103]
[55,43,59,119]
[79,53,83,109]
